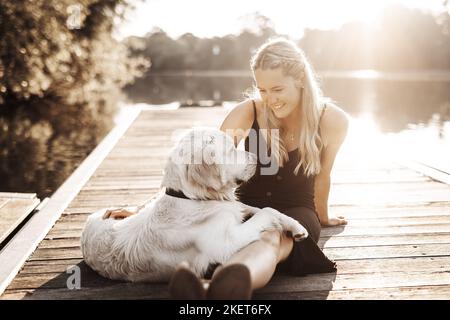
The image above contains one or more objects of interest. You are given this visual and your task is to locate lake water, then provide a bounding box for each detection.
[126,71,450,174]
[1,71,448,200]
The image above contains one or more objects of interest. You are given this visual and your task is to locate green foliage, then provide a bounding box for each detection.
[0,0,149,107]
[126,13,276,72]
[128,7,449,73]
[0,0,149,197]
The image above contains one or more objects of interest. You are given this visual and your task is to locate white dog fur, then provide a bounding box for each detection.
[81,127,308,282]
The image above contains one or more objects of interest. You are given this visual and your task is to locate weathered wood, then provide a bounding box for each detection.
[330,181,450,205]
[0,193,38,200]
[8,266,450,294]
[26,242,450,262]
[56,213,450,226]
[253,285,450,300]
[320,224,450,237]
[18,256,450,276]
[36,232,450,250]
[320,233,450,247]
[330,203,450,219]
[0,197,40,245]
[4,283,450,300]
[0,199,9,209]
[2,107,449,300]
[0,108,140,296]
[43,223,450,239]
[1,283,169,300]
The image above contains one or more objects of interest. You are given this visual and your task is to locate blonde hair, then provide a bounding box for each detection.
[251,37,325,176]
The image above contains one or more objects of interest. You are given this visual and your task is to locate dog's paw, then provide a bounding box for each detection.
[292,225,308,241]
[282,217,308,241]
[253,210,283,232]
[260,208,308,241]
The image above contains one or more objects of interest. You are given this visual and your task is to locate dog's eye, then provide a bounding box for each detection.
[210,151,215,158]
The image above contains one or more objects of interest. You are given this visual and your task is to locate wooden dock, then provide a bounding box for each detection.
[1,106,449,300]
[0,193,40,248]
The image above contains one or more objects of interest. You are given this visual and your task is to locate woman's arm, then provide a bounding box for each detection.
[220,100,255,146]
[314,104,349,227]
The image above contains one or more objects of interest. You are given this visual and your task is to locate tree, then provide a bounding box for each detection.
[0,0,149,197]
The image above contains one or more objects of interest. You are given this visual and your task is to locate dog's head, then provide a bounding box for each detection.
[161,127,257,201]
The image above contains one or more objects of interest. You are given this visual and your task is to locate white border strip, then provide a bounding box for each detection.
[0,106,141,296]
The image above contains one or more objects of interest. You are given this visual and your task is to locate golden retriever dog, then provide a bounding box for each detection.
[81,127,308,282]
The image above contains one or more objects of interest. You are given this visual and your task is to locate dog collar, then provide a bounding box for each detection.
[165,188,190,200]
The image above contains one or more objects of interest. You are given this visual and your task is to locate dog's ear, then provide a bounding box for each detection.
[161,146,187,189]
[186,162,222,191]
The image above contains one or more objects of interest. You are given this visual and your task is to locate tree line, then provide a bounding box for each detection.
[127,5,449,73]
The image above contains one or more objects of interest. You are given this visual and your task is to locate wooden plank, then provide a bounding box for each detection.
[1,282,169,300]
[320,224,450,237]
[0,199,9,210]
[44,222,450,237]
[7,265,450,293]
[320,233,450,247]
[3,283,450,300]
[42,224,450,241]
[324,243,450,260]
[55,213,450,226]
[2,108,449,300]
[0,107,140,296]
[0,198,40,245]
[0,193,37,200]
[35,232,450,250]
[18,256,450,276]
[331,203,450,219]
[330,182,450,205]
[20,261,85,274]
[399,160,450,185]
[253,285,450,300]
[26,242,450,262]
[255,270,450,294]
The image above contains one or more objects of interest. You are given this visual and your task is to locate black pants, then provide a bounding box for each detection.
[276,206,336,276]
[204,206,336,279]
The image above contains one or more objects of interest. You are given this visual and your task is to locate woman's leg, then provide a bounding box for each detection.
[283,207,321,243]
[212,230,294,290]
[277,207,336,276]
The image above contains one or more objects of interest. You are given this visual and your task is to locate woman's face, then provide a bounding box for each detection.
[254,67,302,119]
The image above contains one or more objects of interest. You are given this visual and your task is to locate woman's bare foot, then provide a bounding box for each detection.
[207,264,252,300]
[169,262,206,300]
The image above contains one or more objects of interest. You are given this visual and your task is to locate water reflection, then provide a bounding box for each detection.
[125,75,254,105]
[126,72,450,175]
[322,78,450,133]
[125,73,450,134]
[0,103,115,199]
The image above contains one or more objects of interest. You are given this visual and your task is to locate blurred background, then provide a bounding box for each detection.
[0,0,449,199]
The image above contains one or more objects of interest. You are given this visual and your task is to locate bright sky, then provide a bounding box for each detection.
[115,0,448,40]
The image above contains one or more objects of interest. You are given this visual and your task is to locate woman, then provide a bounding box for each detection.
[203,37,349,298]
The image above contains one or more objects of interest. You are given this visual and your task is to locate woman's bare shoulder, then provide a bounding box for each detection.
[320,102,349,145]
[220,99,255,131]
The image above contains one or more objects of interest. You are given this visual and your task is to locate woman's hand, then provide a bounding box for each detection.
[103,208,138,220]
[320,216,347,227]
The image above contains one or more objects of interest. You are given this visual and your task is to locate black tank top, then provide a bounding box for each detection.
[235,100,325,212]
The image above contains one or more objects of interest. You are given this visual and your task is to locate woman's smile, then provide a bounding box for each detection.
[271,103,285,110]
